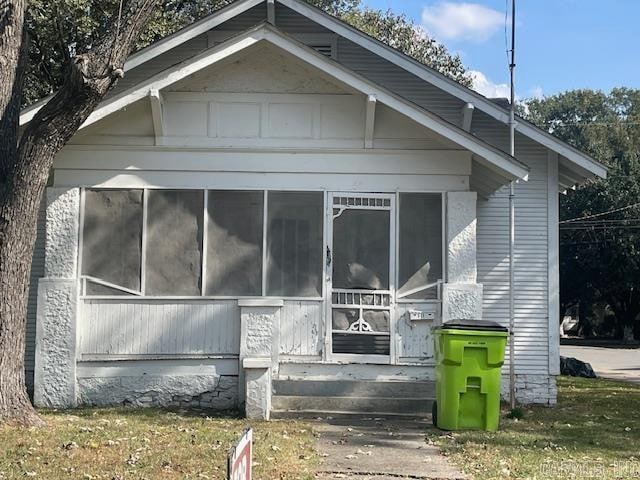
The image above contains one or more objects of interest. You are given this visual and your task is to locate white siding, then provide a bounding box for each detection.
[78,300,240,359]
[279,300,323,358]
[476,120,550,374]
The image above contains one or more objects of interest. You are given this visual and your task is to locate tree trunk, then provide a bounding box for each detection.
[0,0,159,425]
[0,0,40,427]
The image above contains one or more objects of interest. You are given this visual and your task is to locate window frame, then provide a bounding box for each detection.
[78,186,327,301]
[78,187,445,303]
[394,191,446,304]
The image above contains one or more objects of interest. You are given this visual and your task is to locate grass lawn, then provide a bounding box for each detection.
[0,409,317,479]
[429,376,640,480]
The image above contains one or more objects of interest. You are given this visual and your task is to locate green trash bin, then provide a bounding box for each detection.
[432,320,508,432]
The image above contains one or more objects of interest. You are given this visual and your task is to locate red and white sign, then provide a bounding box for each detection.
[228,428,253,480]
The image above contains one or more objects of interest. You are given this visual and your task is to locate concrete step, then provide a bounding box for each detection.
[271,395,433,416]
[272,379,435,398]
[271,409,433,421]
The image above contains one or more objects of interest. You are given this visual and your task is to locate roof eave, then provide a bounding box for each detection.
[23,23,528,183]
[276,0,606,181]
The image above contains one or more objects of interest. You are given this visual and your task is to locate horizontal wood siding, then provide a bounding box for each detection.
[334,39,465,126]
[279,301,323,357]
[275,5,334,33]
[475,113,550,374]
[110,35,209,96]
[79,300,240,359]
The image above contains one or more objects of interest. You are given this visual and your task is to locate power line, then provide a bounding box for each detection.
[538,121,640,127]
[560,202,640,224]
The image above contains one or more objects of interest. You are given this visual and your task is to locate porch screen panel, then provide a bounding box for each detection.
[332,210,390,290]
[206,190,263,296]
[146,190,203,295]
[266,192,323,297]
[398,193,443,299]
[82,189,143,295]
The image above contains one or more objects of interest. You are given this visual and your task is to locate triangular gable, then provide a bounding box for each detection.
[27,23,530,181]
[47,0,601,184]
[275,0,606,181]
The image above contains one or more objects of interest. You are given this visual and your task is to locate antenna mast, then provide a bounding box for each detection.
[508,0,517,410]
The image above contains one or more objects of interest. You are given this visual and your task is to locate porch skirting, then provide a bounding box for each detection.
[77,374,238,409]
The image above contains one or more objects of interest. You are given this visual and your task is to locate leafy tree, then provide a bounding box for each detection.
[524,89,640,339]
[23,0,469,105]
[342,7,470,87]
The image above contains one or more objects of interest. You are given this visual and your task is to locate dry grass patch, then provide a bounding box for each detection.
[0,409,317,479]
[428,376,640,480]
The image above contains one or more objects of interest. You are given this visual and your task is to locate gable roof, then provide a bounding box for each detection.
[20,0,606,184]
[40,23,530,181]
[276,0,607,180]
[117,0,606,182]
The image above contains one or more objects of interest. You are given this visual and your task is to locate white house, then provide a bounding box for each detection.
[22,0,606,418]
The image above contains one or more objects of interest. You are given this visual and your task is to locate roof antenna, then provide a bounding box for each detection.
[508,0,517,411]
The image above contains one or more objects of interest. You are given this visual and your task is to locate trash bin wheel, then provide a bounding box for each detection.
[432,401,437,428]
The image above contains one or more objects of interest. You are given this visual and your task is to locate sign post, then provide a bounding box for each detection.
[228,428,253,480]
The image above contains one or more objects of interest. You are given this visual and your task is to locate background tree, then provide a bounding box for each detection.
[341,7,470,87]
[524,89,640,340]
[23,0,469,106]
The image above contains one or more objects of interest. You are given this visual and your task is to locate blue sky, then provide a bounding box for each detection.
[360,0,640,99]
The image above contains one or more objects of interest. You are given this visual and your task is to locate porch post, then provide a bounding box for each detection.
[33,187,80,408]
[442,191,483,321]
[238,298,283,420]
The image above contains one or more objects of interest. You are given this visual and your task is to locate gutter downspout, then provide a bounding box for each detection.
[508,0,517,410]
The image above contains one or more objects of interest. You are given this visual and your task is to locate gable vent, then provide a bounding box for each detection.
[310,44,333,58]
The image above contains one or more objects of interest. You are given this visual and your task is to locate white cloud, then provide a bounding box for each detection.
[468,70,510,98]
[421,2,505,42]
[529,85,544,100]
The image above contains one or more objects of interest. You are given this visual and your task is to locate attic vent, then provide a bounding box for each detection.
[310,44,333,58]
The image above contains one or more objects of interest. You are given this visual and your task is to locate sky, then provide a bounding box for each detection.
[360,0,640,99]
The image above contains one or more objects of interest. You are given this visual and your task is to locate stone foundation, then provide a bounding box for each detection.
[501,374,557,406]
[77,375,238,409]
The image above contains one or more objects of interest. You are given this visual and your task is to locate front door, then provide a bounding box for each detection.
[326,193,395,363]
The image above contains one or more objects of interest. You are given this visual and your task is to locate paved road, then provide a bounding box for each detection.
[561,345,640,383]
[314,417,466,479]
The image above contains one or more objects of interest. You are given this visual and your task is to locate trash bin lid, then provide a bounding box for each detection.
[440,319,508,332]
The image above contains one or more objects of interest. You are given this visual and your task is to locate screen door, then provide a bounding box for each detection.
[326,193,395,362]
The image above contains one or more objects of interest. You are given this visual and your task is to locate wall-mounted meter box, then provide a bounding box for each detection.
[408,310,436,321]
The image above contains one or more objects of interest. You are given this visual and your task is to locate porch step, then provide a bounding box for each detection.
[271,379,435,419]
[270,409,433,421]
[273,379,435,398]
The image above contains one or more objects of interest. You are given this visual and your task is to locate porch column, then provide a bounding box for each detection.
[238,299,283,420]
[33,187,80,408]
[443,191,483,321]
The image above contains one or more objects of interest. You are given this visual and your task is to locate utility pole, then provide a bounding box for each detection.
[508,0,517,411]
